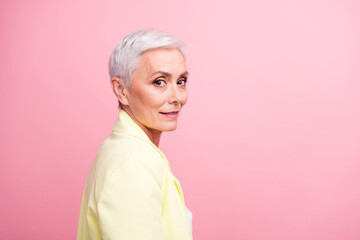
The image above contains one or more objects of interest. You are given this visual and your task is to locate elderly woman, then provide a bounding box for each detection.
[77,29,193,240]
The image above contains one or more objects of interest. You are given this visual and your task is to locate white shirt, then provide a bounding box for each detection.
[185,207,193,232]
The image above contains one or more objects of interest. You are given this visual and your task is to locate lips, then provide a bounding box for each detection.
[159,111,180,118]
[160,111,179,115]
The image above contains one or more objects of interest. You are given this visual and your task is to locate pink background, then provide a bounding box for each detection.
[1,0,360,239]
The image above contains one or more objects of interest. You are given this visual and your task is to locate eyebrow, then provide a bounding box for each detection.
[151,70,189,78]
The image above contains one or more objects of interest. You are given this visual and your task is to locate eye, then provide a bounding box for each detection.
[177,78,187,86]
[153,79,166,87]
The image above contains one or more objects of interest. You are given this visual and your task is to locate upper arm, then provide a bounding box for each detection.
[97,152,166,240]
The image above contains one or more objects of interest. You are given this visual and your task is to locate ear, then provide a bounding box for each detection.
[110,77,130,106]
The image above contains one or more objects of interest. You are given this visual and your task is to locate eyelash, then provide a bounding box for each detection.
[152,78,188,87]
[178,79,187,86]
[153,79,166,86]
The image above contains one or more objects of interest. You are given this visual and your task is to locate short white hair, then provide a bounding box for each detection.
[108,29,186,86]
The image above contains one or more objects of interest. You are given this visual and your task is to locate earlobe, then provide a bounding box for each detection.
[110,77,129,106]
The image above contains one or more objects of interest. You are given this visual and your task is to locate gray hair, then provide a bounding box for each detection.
[108,29,186,86]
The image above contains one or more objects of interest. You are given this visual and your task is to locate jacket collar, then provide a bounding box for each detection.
[112,109,172,172]
[112,109,151,142]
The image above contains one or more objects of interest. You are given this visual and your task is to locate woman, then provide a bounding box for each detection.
[77,29,193,240]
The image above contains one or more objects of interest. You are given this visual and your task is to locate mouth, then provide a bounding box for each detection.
[159,111,180,118]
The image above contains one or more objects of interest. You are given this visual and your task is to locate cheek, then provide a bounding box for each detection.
[129,90,153,118]
[132,87,153,107]
[147,93,168,108]
[136,90,164,117]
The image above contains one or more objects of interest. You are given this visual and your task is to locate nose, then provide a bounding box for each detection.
[168,84,181,105]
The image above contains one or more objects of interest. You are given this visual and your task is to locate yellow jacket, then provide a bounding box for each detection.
[77,110,193,240]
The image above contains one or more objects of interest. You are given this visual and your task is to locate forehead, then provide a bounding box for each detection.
[139,48,186,71]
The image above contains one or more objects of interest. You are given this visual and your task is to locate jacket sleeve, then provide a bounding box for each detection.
[97,154,166,240]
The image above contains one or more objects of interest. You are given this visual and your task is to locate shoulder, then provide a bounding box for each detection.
[94,132,166,179]
[91,133,167,200]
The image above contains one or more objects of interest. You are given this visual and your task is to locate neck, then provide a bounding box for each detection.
[122,107,162,147]
[148,129,162,147]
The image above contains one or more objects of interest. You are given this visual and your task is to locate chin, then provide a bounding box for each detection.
[160,122,178,132]
[164,127,177,132]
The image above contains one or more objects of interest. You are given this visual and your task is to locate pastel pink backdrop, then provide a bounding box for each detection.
[1,0,359,239]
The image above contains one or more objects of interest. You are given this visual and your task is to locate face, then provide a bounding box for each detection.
[123,48,188,134]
